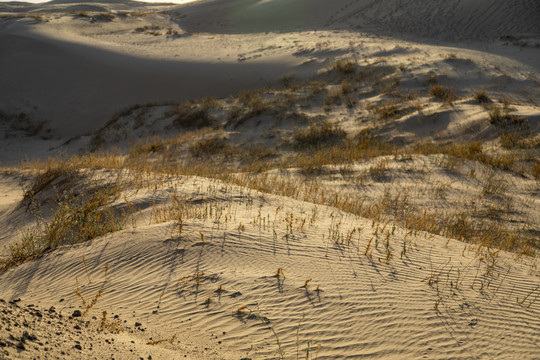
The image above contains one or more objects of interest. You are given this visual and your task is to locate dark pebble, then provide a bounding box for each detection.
[72,310,82,317]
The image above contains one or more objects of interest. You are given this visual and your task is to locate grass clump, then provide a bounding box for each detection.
[368,101,400,120]
[330,60,357,75]
[0,163,124,273]
[293,120,347,150]
[429,84,456,105]
[188,137,230,158]
[488,104,528,130]
[474,89,491,104]
[169,102,217,129]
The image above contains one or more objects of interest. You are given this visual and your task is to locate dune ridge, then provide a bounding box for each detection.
[0,0,539,358]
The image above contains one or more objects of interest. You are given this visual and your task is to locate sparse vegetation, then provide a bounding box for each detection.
[0,8,539,360]
[474,89,491,103]
[0,160,124,272]
[293,120,347,150]
[329,59,357,75]
[429,84,456,104]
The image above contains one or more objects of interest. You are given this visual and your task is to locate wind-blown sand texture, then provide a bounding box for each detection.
[0,0,539,359]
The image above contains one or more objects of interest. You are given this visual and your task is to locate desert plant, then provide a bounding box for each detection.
[368,101,400,120]
[488,105,512,126]
[488,105,528,130]
[0,166,124,273]
[188,137,230,157]
[170,102,216,129]
[429,84,455,104]
[330,60,356,75]
[293,120,347,150]
[474,89,491,103]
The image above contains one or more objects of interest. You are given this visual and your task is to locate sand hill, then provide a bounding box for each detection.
[0,0,539,359]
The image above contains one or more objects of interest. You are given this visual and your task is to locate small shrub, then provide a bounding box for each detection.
[482,170,507,197]
[170,103,216,129]
[22,160,80,205]
[293,120,347,150]
[330,60,356,75]
[341,80,352,95]
[474,89,490,104]
[188,137,229,157]
[533,161,540,180]
[487,105,527,129]
[427,74,439,85]
[429,84,455,104]
[500,133,520,148]
[1,168,123,273]
[488,105,508,125]
[368,101,400,120]
[324,88,343,107]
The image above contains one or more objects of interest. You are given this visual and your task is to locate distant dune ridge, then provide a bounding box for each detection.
[1,0,539,138]
[178,0,540,39]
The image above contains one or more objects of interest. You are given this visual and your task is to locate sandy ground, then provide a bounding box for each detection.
[1,0,539,359]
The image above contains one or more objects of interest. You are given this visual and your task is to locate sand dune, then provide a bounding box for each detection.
[1,174,539,359]
[0,0,539,358]
[179,0,540,40]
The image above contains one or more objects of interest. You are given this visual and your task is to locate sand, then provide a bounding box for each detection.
[0,0,539,359]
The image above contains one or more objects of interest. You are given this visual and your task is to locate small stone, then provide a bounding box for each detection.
[72,310,82,318]
[135,322,142,327]
[74,344,82,350]
[16,342,25,350]
[48,306,56,313]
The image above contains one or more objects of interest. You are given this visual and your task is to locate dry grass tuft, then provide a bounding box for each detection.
[0,161,124,273]
[474,89,491,104]
[168,102,217,130]
[188,137,230,158]
[293,120,347,150]
[330,60,357,75]
[429,84,456,105]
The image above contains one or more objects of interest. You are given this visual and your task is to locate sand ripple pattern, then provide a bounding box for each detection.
[0,179,538,359]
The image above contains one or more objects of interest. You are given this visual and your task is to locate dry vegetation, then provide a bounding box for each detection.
[1,57,538,273]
